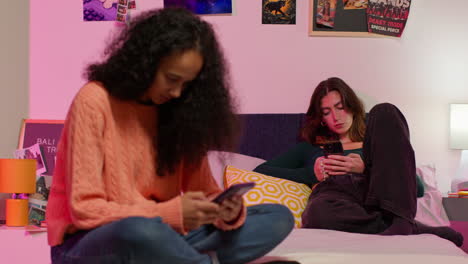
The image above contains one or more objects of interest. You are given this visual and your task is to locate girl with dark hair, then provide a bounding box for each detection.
[254,77,463,247]
[46,8,294,263]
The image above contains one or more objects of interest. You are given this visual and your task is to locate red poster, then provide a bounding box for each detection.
[367,0,411,37]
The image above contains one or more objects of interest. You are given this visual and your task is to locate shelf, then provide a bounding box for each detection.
[0,224,47,233]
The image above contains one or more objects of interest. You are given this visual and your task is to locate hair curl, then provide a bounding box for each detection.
[301,77,366,144]
[86,8,239,175]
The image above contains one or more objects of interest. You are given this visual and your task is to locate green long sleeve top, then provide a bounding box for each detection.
[253,141,425,198]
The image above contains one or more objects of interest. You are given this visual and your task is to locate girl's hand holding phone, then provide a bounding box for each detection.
[323,153,365,175]
[181,192,220,231]
[218,195,243,223]
[314,156,329,181]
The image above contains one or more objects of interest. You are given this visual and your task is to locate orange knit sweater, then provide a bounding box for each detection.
[46,82,246,246]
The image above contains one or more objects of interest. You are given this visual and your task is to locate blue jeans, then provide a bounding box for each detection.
[51,204,294,264]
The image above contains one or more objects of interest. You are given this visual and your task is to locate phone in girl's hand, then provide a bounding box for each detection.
[322,141,344,157]
[212,182,255,204]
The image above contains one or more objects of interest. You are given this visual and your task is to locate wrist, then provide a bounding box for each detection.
[224,208,242,224]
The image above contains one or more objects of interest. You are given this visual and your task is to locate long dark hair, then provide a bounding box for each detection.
[301,77,365,144]
[86,8,239,175]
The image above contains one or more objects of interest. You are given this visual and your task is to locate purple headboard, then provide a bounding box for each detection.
[236,113,306,160]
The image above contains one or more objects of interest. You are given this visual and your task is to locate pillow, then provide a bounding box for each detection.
[415,164,450,226]
[208,151,266,188]
[224,165,312,228]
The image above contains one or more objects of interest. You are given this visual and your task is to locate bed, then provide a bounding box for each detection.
[207,113,468,264]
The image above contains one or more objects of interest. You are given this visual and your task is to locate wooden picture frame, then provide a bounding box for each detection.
[309,0,385,38]
[17,119,65,177]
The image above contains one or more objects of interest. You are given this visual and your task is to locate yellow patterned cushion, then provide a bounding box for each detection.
[224,165,312,228]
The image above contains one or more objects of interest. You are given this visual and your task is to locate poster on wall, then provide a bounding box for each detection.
[367,0,411,37]
[116,0,137,22]
[343,0,368,10]
[262,0,296,25]
[316,0,337,28]
[83,0,118,21]
[83,0,137,22]
[164,0,232,15]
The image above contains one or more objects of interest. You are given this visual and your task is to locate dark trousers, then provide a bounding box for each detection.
[301,103,417,234]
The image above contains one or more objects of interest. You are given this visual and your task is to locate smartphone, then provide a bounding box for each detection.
[212,182,255,204]
[322,141,344,157]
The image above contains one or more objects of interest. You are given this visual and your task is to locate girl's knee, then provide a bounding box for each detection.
[369,103,401,117]
[272,204,295,229]
[111,217,171,246]
[301,200,336,229]
[250,204,294,239]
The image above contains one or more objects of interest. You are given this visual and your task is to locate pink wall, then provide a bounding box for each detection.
[30,0,468,193]
[30,0,380,118]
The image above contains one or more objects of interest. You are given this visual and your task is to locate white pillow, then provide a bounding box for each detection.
[415,164,450,226]
[208,151,266,188]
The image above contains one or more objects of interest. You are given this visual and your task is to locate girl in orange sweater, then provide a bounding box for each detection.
[46,8,294,264]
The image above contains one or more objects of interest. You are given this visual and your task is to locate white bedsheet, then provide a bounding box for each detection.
[251,229,467,264]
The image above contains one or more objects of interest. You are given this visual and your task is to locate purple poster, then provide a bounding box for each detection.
[164,0,232,15]
[19,120,64,177]
[367,0,411,37]
[83,0,118,21]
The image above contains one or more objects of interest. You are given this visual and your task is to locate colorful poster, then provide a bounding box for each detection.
[164,0,232,15]
[18,120,64,177]
[316,0,337,28]
[367,0,411,37]
[343,0,368,10]
[116,0,137,23]
[262,0,296,25]
[83,0,118,21]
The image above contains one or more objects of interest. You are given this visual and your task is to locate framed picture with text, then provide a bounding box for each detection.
[17,119,65,177]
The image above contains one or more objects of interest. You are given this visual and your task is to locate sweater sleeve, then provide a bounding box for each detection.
[182,157,246,231]
[65,87,184,233]
[253,142,322,185]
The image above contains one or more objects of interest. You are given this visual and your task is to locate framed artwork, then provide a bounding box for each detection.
[164,0,233,15]
[18,119,65,177]
[262,0,297,25]
[309,0,384,37]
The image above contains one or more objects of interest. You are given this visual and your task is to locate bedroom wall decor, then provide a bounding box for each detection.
[262,0,297,25]
[309,0,411,37]
[17,120,64,178]
[83,0,118,21]
[164,0,233,14]
[83,0,136,22]
[367,0,411,37]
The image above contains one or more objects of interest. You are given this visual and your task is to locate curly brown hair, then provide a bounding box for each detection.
[86,8,239,175]
[301,77,366,144]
